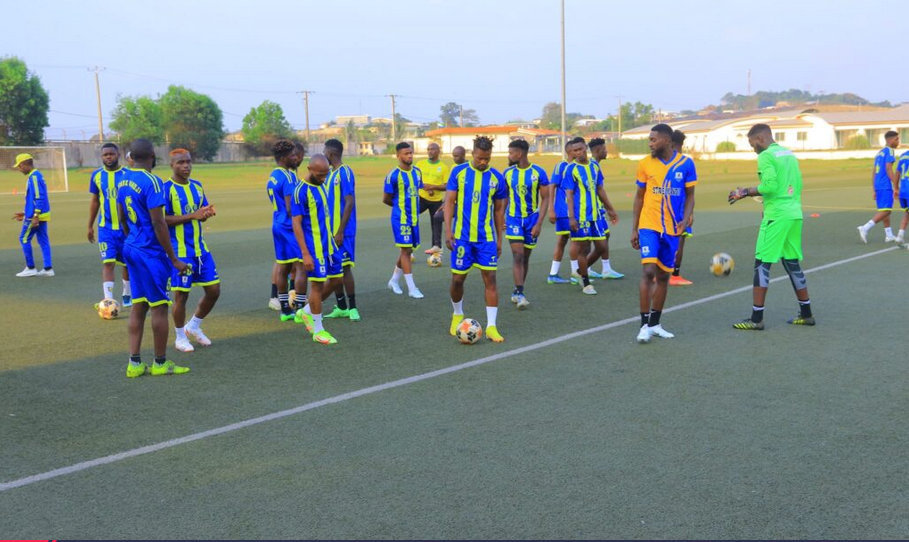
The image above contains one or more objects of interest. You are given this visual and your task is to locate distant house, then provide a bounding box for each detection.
[335,114,371,127]
[423,125,566,154]
[620,104,909,153]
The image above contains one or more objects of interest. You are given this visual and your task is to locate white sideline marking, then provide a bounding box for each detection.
[0,246,898,493]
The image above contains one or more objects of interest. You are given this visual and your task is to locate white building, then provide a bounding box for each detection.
[423,126,564,154]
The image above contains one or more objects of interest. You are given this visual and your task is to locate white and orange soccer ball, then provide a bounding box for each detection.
[455,318,483,344]
[427,253,442,268]
[96,298,120,319]
[709,252,735,276]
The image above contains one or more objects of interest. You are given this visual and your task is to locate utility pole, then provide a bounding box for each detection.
[387,94,398,142]
[297,90,313,141]
[89,66,105,141]
[560,0,567,155]
[459,104,463,127]
[616,96,623,135]
[747,69,751,95]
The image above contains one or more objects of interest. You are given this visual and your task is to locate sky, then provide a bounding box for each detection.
[3,0,905,140]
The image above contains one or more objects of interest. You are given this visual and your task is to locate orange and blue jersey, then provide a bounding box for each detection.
[23,170,50,221]
[267,167,297,230]
[117,168,167,252]
[89,167,125,230]
[446,163,508,243]
[503,163,550,217]
[635,152,698,236]
[873,146,896,191]
[551,161,571,218]
[327,164,357,237]
[164,178,210,258]
[561,160,603,223]
[383,166,423,226]
[291,180,338,261]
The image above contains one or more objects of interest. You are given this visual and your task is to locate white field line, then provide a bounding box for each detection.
[0,246,898,493]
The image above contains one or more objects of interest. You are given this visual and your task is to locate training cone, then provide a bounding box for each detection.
[810,213,820,218]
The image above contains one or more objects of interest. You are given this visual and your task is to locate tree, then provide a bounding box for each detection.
[439,101,478,127]
[110,95,165,144]
[540,102,588,131]
[0,57,49,145]
[159,85,225,161]
[241,100,294,155]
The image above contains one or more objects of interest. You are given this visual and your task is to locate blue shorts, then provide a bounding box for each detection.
[875,189,894,211]
[555,217,570,236]
[596,208,610,237]
[506,213,539,248]
[569,218,602,241]
[392,219,420,249]
[273,225,301,264]
[900,197,909,211]
[123,245,171,306]
[639,228,680,273]
[451,239,498,274]
[339,235,355,267]
[683,225,693,237]
[308,250,343,282]
[171,251,220,292]
[98,227,125,264]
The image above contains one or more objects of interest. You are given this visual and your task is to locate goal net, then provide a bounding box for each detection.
[0,146,69,195]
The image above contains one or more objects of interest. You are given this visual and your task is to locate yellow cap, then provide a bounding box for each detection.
[13,153,33,168]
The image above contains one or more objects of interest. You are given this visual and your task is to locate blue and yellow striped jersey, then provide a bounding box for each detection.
[327,164,357,237]
[89,167,125,230]
[635,152,698,235]
[164,178,210,258]
[503,163,550,217]
[117,168,166,252]
[23,169,50,221]
[898,150,909,197]
[383,167,423,226]
[291,180,338,260]
[267,167,297,230]
[561,160,603,223]
[551,161,571,218]
[446,163,508,243]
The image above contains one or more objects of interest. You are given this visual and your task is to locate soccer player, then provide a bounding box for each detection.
[291,154,343,345]
[384,142,442,298]
[503,139,550,309]
[583,137,623,280]
[631,124,696,343]
[88,143,132,304]
[444,136,508,342]
[12,153,53,277]
[562,137,618,295]
[417,142,449,255]
[267,140,304,321]
[164,149,220,352]
[451,146,467,166]
[117,139,190,377]
[729,123,814,329]
[857,130,900,243]
[896,148,909,245]
[322,138,360,322]
[669,130,694,286]
[546,141,573,284]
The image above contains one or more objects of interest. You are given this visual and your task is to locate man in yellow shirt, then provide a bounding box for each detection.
[416,142,449,254]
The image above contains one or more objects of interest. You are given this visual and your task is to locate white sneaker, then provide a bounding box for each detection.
[37,268,54,277]
[388,280,403,295]
[510,294,519,303]
[896,236,905,244]
[175,337,195,352]
[186,326,212,346]
[430,246,442,254]
[648,324,675,339]
[636,325,652,344]
[15,267,37,277]
[268,297,281,311]
[408,287,424,299]
[582,284,597,295]
[857,226,868,243]
[515,294,530,310]
[885,235,899,243]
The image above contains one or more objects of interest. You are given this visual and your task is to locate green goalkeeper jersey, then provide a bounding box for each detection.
[756,142,803,220]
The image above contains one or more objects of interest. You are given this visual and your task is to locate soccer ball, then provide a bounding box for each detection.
[455,318,483,344]
[427,253,442,267]
[96,298,120,319]
[709,252,735,276]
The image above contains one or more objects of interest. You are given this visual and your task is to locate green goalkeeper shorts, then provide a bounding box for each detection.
[755,218,803,263]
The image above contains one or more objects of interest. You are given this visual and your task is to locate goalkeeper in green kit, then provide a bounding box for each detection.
[728,123,815,330]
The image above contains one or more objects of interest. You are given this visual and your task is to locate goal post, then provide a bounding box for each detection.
[0,146,69,195]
